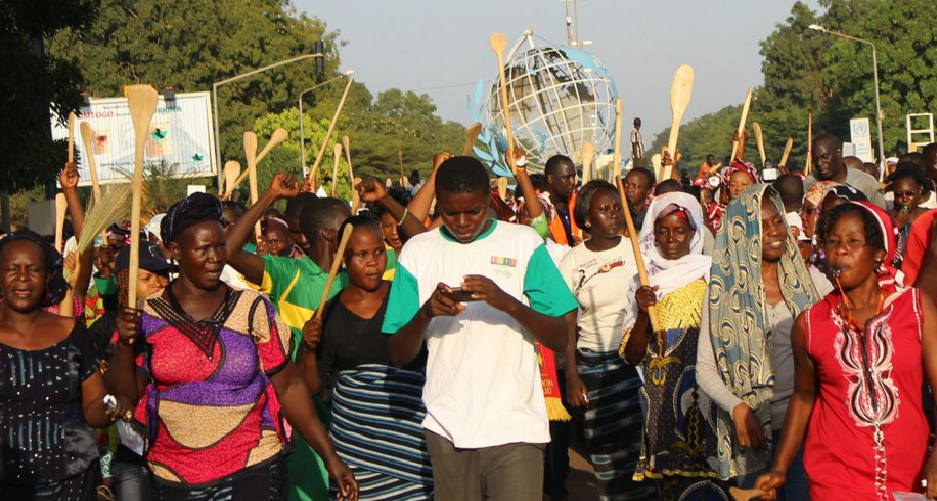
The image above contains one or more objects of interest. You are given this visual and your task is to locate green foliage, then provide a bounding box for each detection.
[653,0,937,169]
[250,88,464,194]
[141,162,215,216]
[47,0,343,171]
[823,0,937,154]
[1,0,96,192]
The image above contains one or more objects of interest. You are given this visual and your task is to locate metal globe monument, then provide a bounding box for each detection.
[468,31,620,177]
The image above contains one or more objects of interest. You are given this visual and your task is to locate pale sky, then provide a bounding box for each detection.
[295,0,822,141]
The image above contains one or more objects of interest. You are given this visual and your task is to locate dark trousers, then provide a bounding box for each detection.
[151,457,287,501]
[424,430,544,501]
[113,461,152,501]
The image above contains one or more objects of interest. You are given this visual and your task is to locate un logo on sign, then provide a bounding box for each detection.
[853,122,869,134]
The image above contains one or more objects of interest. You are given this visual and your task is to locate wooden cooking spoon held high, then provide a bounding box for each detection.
[663,64,695,180]
[752,122,767,168]
[307,75,355,191]
[256,128,287,164]
[220,161,241,199]
[227,128,288,197]
[612,98,624,182]
[730,87,754,162]
[126,85,160,308]
[490,32,517,174]
[244,131,261,240]
[342,136,361,212]
[79,122,103,200]
[330,143,343,198]
[779,138,794,174]
[462,123,482,157]
[581,142,595,185]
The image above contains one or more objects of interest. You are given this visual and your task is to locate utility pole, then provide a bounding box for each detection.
[560,0,591,48]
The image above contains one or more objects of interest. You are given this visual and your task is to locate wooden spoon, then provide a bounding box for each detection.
[490,33,516,174]
[68,112,76,164]
[243,131,261,239]
[256,127,288,164]
[462,123,482,156]
[805,113,813,176]
[497,177,508,201]
[307,76,355,190]
[79,122,102,200]
[651,153,663,181]
[221,161,240,199]
[729,486,766,501]
[581,142,595,185]
[730,87,754,162]
[779,138,794,174]
[664,64,695,180]
[753,122,767,167]
[615,176,660,331]
[54,193,66,252]
[330,143,343,197]
[398,150,405,184]
[229,128,289,195]
[342,136,360,211]
[612,98,624,181]
[126,85,160,307]
[316,227,353,318]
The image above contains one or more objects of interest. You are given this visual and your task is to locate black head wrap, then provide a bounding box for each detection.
[161,192,224,244]
[0,230,68,307]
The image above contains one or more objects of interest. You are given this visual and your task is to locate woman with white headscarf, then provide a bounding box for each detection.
[620,191,725,500]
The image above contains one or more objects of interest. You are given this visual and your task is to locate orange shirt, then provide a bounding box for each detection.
[547,191,580,245]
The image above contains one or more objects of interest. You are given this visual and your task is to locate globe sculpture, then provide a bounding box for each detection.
[467,32,619,177]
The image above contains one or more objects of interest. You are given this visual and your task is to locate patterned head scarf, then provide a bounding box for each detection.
[620,192,712,339]
[804,181,839,208]
[848,201,898,286]
[708,184,819,478]
[721,159,761,187]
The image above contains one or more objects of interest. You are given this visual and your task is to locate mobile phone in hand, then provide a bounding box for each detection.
[446,287,480,302]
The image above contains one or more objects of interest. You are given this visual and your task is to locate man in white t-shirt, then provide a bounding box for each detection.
[383,156,578,501]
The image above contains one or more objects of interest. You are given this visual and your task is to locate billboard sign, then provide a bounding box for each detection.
[51,92,216,186]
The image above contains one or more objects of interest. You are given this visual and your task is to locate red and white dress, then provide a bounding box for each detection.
[803,285,929,500]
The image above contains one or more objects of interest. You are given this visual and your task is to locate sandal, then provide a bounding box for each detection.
[96,484,116,501]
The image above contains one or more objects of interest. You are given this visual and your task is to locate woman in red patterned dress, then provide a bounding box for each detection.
[756,201,937,500]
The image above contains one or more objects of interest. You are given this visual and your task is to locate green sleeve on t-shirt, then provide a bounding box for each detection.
[260,254,301,302]
[94,275,118,295]
[529,212,550,240]
[524,244,578,317]
[381,262,422,335]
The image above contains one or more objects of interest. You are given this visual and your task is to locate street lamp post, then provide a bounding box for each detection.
[809,24,886,179]
[298,71,354,178]
[212,52,323,186]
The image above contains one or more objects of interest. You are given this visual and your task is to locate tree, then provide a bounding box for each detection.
[653,0,937,169]
[1,0,95,192]
[823,0,937,154]
[250,87,464,191]
[47,0,343,170]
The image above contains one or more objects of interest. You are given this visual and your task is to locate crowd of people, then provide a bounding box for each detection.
[2,132,937,501]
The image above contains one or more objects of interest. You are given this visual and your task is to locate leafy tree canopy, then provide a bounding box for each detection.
[1,0,96,191]
[653,0,937,175]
